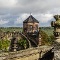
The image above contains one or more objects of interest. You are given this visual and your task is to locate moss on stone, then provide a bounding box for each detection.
[55,20,60,25]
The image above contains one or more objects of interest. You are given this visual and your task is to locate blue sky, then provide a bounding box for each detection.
[0,0,60,27]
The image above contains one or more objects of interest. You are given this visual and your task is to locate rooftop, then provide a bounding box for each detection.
[23,15,39,23]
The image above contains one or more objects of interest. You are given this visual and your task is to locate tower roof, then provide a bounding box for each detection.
[23,15,39,23]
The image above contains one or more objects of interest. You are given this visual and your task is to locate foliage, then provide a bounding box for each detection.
[0,27,55,51]
[40,27,54,36]
[39,30,55,45]
[39,30,49,45]
[18,39,28,49]
[0,39,10,52]
[48,35,55,45]
[55,20,60,25]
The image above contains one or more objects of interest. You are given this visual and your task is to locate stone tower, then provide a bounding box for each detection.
[23,15,41,47]
[51,15,60,43]
[9,31,19,51]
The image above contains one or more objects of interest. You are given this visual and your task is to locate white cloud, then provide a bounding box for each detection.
[14,17,22,24]
[0,0,17,8]
[39,14,53,23]
[21,13,30,20]
[15,13,30,24]
[47,8,60,15]
[0,19,9,25]
[0,0,60,27]
[33,13,53,23]
[14,13,53,25]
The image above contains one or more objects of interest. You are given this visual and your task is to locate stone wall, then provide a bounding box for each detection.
[0,46,52,60]
[0,32,22,40]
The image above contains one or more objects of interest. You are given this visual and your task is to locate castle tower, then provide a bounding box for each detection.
[10,37,19,51]
[23,15,40,47]
[9,31,19,51]
[23,15,39,34]
[51,15,60,43]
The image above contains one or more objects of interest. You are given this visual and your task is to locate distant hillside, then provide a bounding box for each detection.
[0,27,23,32]
[40,27,54,36]
[0,27,54,36]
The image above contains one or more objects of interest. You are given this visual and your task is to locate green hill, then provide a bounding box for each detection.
[40,27,54,36]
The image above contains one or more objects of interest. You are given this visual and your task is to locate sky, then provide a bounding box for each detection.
[0,0,60,27]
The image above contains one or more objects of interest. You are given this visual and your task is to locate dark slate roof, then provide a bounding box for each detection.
[23,15,39,23]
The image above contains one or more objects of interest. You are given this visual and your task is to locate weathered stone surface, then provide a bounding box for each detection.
[51,15,60,60]
[0,46,52,60]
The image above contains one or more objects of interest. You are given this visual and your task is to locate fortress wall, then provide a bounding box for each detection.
[0,46,52,60]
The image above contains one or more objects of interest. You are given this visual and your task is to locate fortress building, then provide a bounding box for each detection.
[7,15,41,51]
[23,15,39,34]
[23,15,40,47]
[51,15,60,43]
